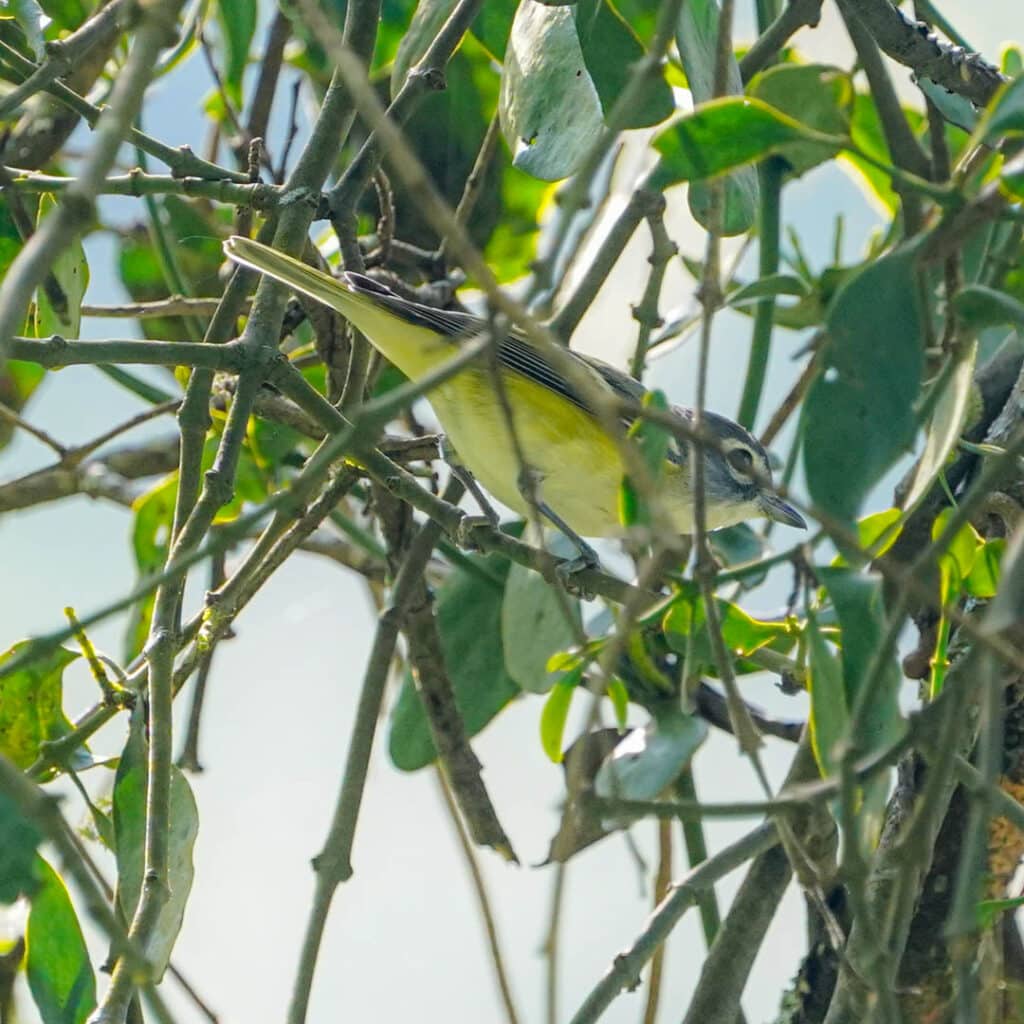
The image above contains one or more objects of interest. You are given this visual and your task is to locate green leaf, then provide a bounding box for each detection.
[11,0,45,59]
[498,0,604,180]
[651,97,840,189]
[805,609,847,777]
[619,389,671,527]
[803,242,925,523]
[31,194,89,340]
[673,0,761,234]
[726,273,810,308]
[832,508,903,567]
[918,77,978,133]
[215,0,256,102]
[977,895,1024,929]
[818,566,904,841]
[662,587,791,674]
[26,858,96,1024]
[709,522,766,568]
[607,675,629,726]
[574,0,674,128]
[841,92,905,214]
[966,538,1004,599]
[36,0,89,30]
[953,285,1024,329]
[501,562,580,693]
[0,642,79,770]
[472,0,516,59]
[978,73,1024,143]
[594,707,708,821]
[114,710,198,978]
[540,673,579,762]
[903,343,977,514]
[747,64,853,175]
[0,790,42,903]
[389,552,520,770]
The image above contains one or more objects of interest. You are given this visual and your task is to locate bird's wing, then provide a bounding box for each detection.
[341,272,650,417]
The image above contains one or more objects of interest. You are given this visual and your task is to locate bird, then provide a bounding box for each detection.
[223,235,806,569]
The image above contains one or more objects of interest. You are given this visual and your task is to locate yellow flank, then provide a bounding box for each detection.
[430,367,629,536]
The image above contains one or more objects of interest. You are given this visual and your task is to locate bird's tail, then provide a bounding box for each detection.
[224,235,369,319]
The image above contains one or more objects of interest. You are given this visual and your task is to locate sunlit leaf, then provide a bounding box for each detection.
[113,710,198,979]
[662,586,791,674]
[498,0,604,180]
[651,97,840,189]
[540,672,579,762]
[26,858,96,1024]
[390,551,520,770]
[803,241,925,523]
[501,562,580,693]
[0,642,79,771]
[966,538,1005,599]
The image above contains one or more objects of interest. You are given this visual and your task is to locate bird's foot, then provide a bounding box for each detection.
[456,513,497,551]
[555,540,601,599]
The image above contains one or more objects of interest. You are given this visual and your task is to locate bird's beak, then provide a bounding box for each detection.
[761,492,807,530]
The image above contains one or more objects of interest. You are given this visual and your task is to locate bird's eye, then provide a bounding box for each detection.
[726,446,755,478]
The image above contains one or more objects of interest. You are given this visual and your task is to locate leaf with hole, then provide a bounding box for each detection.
[498,0,604,180]
[31,194,89,341]
[0,642,80,772]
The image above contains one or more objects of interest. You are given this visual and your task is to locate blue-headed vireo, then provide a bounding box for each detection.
[224,236,805,562]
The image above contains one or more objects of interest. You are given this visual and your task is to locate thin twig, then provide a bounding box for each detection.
[435,769,522,1024]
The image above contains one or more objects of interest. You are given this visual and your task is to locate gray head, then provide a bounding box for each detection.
[674,409,806,531]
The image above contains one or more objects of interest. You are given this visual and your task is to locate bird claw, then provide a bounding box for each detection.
[555,542,601,598]
[456,513,496,550]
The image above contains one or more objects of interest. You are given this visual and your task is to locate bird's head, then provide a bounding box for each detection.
[675,410,806,531]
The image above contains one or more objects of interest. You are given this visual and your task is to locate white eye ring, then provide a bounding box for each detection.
[726,446,755,478]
